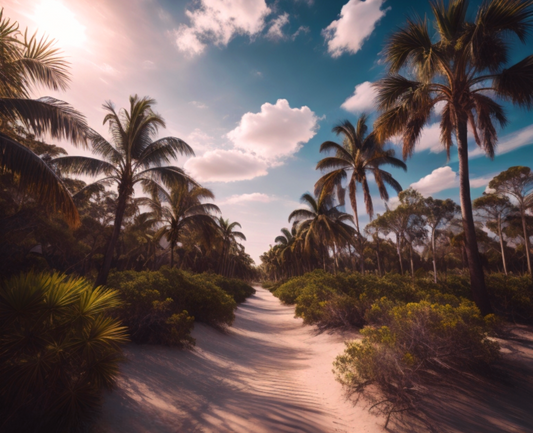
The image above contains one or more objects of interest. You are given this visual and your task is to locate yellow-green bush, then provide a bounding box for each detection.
[195,273,255,303]
[0,272,128,432]
[334,301,499,403]
[107,269,245,346]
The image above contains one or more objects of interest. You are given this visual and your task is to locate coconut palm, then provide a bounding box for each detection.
[373,0,533,314]
[152,183,220,268]
[0,10,88,226]
[315,116,407,231]
[53,95,194,285]
[289,193,357,272]
[217,218,246,276]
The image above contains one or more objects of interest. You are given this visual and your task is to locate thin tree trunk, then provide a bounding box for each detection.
[520,209,532,278]
[396,233,404,274]
[498,216,508,276]
[409,244,415,278]
[375,235,382,277]
[431,228,438,284]
[95,192,128,287]
[456,121,492,315]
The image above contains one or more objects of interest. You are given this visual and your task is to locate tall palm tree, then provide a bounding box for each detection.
[373,0,533,314]
[218,217,246,277]
[315,116,406,232]
[288,193,357,272]
[53,95,194,285]
[152,183,220,268]
[0,10,88,226]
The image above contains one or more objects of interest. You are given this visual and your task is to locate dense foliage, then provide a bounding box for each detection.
[0,272,127,432]
[107,269,255,346]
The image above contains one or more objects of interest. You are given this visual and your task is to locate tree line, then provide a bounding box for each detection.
[0,9,257,283]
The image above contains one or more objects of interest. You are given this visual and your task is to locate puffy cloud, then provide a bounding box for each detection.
[410,167,458,197]
[470,124,533,158]
[410,166,492,196]
[228,99,319,161]
[341,81,377,113]
[184,149,268,183]
[219,192,273,205]
[323,0,389,58]
[186,128,215,154]
[175,0,271,56]
[267,13,289,40]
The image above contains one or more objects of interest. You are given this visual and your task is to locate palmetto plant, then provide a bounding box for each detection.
[373,0,533,314]
[289,193,357,272]
[152,183,220,268]
[0,272,127,432]
[0,9,88,226]
[53,95,194,286]
[315,116,406,232]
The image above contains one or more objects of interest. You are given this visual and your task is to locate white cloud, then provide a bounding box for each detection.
[190,101,208,109]
[175,0,271,56]
[184,149,268,183]
[186,128,215,154]
[219,192,273,205]
[267,13,289,40]
[292,25,310,39]
[323,0,389,58]
[470,124,533,158]
[410,167,457,197]
[341,81,377,113]
[410,166,493,197]
[415,123,444,153]
[228,99,319,161]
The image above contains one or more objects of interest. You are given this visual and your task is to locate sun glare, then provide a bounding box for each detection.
[33,0,87,47]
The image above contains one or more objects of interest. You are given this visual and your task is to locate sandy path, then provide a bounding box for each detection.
[95,287,384,433]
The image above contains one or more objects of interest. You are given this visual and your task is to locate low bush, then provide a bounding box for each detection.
[107,269,252,346]
[334,300,499,412]
[0,272,128,432]
[196,273,256,303]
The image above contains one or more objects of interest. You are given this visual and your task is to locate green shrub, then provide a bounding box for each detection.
[108,269,238,346]
[334,300,499,405]
[486,274,533,323]
[0,272,128,432]
[196,273,255,303]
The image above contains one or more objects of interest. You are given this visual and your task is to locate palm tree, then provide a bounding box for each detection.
[218,217,246,277]
[288,193,357,273]
[53,95,194,285]
[152,183,220,268]
[275,227,298,277]
[315,116,406,231]
[373,0,533,314]
[0,10,88,226]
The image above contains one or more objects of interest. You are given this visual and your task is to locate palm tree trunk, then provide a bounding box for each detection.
[498,216,508,276]
[456,121,492,315]
[170,242,175,268]
[95,192,128,287]
[520,209,532,278]
[431,228,438,284]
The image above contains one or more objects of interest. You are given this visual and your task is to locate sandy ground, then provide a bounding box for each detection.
[94,287,533,433]
[94,287,384,433]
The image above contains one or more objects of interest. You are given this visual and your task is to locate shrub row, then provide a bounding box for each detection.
[272,270,533,328]
[107,268,255,346]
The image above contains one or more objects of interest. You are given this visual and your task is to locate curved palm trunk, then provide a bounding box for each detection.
[457,122,492,315]
[497,215,508,276]
[520,209,532,279]
[95,192,128,287]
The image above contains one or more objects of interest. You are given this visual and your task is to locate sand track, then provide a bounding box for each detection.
[95,287,383,433]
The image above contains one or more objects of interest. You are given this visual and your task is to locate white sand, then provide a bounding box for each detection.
[95,286,385,433]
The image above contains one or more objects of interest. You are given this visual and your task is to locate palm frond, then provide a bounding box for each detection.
[52,156,117,177]
[315,156,351,172]
[288,209,316,223]
[0,97,88,145]
[0,132,79,226]
[493,54,533,108]
[136,137,194,168]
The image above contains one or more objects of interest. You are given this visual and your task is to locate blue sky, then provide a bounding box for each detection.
[5,0,533,262]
